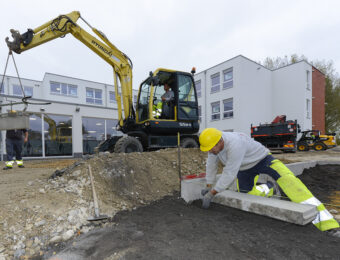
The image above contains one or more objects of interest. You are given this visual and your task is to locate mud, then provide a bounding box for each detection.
[44,165,340,260]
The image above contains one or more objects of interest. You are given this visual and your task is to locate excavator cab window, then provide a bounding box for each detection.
[177,74,198,121]
[137,80,151,122]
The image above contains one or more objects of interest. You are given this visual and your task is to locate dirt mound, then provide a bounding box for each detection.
[67,148,207,213]
[0,148,209,259]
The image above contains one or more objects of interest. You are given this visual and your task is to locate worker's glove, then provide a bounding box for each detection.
[201,187,211,196]
[202,191,215,209]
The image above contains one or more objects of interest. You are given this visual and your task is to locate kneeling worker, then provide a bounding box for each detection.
[199,128,339,233]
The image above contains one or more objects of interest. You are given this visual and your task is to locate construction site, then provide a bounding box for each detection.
[0,149,339,259]
[0,5,340,260]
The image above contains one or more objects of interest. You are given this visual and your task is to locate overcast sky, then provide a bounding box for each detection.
[1,0,340,89]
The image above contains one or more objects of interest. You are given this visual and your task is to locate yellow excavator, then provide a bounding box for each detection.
[5,11,200,153]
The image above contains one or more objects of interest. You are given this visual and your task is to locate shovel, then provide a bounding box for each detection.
[87,164,109,221]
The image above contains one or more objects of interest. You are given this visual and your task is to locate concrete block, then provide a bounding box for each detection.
[213,190,318,225]
[181,174,237,203]
[0,112,29,130]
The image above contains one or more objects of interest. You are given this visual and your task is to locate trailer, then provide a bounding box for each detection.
[251,115,300,152]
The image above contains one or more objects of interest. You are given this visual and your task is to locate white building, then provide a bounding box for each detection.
[0,72,138,160]
[194,55,314,135]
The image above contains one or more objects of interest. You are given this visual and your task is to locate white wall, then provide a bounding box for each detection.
[272,62,312,131]
[194,56,313,136]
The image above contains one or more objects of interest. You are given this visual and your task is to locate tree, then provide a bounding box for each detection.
[261,54,340,133]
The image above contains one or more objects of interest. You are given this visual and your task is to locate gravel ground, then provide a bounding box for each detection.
[1,149,340,259]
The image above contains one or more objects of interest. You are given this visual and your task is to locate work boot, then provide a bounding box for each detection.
[3,166,12,170]
[18,165,25,168]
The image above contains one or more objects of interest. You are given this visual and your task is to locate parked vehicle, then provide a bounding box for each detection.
[251,115,299,152]
[297,130,336,151]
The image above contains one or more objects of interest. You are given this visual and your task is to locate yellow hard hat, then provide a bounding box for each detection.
[199,128,222,152]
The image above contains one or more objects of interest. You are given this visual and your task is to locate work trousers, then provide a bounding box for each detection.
[237,155,339,231]
[6,138,24,161]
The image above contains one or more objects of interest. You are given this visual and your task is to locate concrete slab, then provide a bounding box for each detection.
[213,190,317,225]
[180,160,339,225]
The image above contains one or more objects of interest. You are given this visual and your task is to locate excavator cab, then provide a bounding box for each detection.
[136,69,199,130]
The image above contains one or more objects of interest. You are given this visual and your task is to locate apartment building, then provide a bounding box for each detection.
[194,55,324,135]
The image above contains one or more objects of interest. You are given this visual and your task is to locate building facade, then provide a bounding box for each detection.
[194,55,324,135]
[0,73,138,160]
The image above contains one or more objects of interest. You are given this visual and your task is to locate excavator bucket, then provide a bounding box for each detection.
[0,111,30,130]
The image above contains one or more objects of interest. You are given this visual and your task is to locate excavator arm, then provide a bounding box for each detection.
[5,11,133,128]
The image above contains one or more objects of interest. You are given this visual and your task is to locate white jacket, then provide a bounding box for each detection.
[206,132,269,192]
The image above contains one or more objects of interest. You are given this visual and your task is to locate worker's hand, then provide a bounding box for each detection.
[202,190,215,209]
[24,137,28,143]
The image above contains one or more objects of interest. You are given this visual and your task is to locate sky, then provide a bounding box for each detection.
[1,0,340,89]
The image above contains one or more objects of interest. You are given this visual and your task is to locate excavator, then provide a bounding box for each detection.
[5,11,200,153]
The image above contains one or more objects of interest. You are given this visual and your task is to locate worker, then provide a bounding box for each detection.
[154,83,174,119]
[199,128,340,233]
[3,129,28,170]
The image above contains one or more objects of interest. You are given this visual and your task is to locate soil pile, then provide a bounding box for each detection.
[0,148,208,259]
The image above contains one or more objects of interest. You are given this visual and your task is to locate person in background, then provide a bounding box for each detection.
[3,129,28,170]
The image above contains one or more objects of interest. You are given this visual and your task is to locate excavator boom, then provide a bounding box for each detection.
[5,11,133,127]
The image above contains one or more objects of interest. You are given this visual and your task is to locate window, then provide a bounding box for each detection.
[86,88,103,105]
[306,70,310,90]
[0,83,5,94]
[134,95,138,104]
[306,99,311,118]
[177,74,198,121]
[22,114,43,157]
[82,117,105,154]
[211,101,220,120]
[223,68,233,89]
[106,119,123,139]
[44,114,72,156]
[109,91,116,103]
[223,98,233,119]
[195,80,201,98]
[13,85,34,97]
[50,82,78,96]
[198,105,202,122]
[211,73,220,93]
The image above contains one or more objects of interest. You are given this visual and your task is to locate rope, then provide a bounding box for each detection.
[1,51,51,109]
[0,52,10,95]
[11,51,26,98]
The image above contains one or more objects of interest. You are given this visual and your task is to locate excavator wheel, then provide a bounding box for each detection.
[114,136,143,153]
[297,142,309,151]
[180,138,199,148]
[313,142,326,151]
